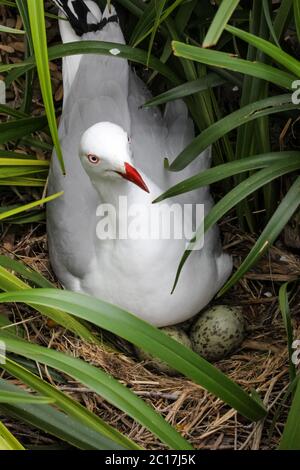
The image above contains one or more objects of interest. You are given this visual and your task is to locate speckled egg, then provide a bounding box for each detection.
[190,305,245,362]
[135,326,192,375]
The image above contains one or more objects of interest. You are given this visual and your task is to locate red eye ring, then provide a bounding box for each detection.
[87,154,100,165]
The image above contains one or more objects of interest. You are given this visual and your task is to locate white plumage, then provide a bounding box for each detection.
[47,1,232,326]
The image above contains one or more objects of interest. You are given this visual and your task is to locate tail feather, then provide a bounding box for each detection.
[53,0,118,36]
[54,1,123,104]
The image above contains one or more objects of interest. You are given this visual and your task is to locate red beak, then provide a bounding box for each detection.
[119,162,150,193]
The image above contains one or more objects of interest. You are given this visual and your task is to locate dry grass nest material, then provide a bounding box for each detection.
[1,2,300,450]
[1,222,299,450]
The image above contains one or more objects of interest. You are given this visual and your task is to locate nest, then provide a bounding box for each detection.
[1,220,299,450]
[1,1,300,450]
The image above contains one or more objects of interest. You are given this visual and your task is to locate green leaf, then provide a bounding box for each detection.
[0,168,47,178]
[1,359,139,450]
[27,0,65,173]
[294,0,300,43]
[268,374,298,445]
[203,0,240,48]
[219,176,300,295]
[15,0,35,114]
[0,420,25,450]
[0,192,63,221]
[226,24,300,77]
[130,0,184,48]
[0,168,46,179]
[173,163,300,293]
[116,0,144,17]
[0,289,267,422]
[153,151,297,203]
[279,282,297,382]
[144,73,225,107]
[0,150,35,159]
[15,0,33,51]
[0,333,193,450]
[262,0,281,47]
[147,0,167,66]
[0,1,17,7]
[274,0,293,39]
[4,41,181,86]
[169,94,294,171]
[0,209,45,223]
[0,391,54,405]
[0,255,54,288]
[0,115,48,145]
[0,265,97,343]
[0,0,68,20]
[0,377,121,450]
[0,158,49,167]
[0,104,27,119]
[0,24,25,34]
[146,0,198,84]
[279,376,300,450]
[0,177,46,187]
[21,135,53,151]
[172,41,296,90]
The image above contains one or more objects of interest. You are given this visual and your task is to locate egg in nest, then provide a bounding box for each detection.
[190,305,245,362]
[135,326,192,375]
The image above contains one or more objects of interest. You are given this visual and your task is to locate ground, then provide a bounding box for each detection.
[1,219,299,449]
[0,1,300,450]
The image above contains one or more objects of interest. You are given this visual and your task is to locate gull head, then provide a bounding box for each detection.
[79,122,149,193]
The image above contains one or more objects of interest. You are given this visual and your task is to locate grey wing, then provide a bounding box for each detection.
[47,48,131,288]
[128,71,212,201]
[163,98,232,281]
[127,71,168,189]
[163,99,212,204]
[47,101,99,287]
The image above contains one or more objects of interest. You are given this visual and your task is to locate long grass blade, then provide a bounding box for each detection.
[0,115,48,145]
[1,359,139,450]
[146,0,166,66]
[169,94,294,171]
[0,289,267,421]
[279,282,297,382]
[278,376,300,450]
[153,152,298,203]
[0,420,25,450]
[0,255,54,288]
[203,0,240,48]
[219,177,300,295]
[4,41,181,86]
[226,25,300,77]
[0,391,54,405]
[0,333,193,450]
[294,0,300,43]
[172,164,300,293]
[0,265,97,343]
[144,73,225,107]
[262,0,280,47]
[27,0,64,172]
[15,0,35,114]
[0,377,122,450]
[0,25,25,34]
[172,41,296,89]
[0,192,63,221]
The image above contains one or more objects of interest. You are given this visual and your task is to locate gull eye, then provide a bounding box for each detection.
[127,135,131,144]
[87,154,100,165]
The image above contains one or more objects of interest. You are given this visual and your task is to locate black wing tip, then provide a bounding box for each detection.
[53,0,118,36]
